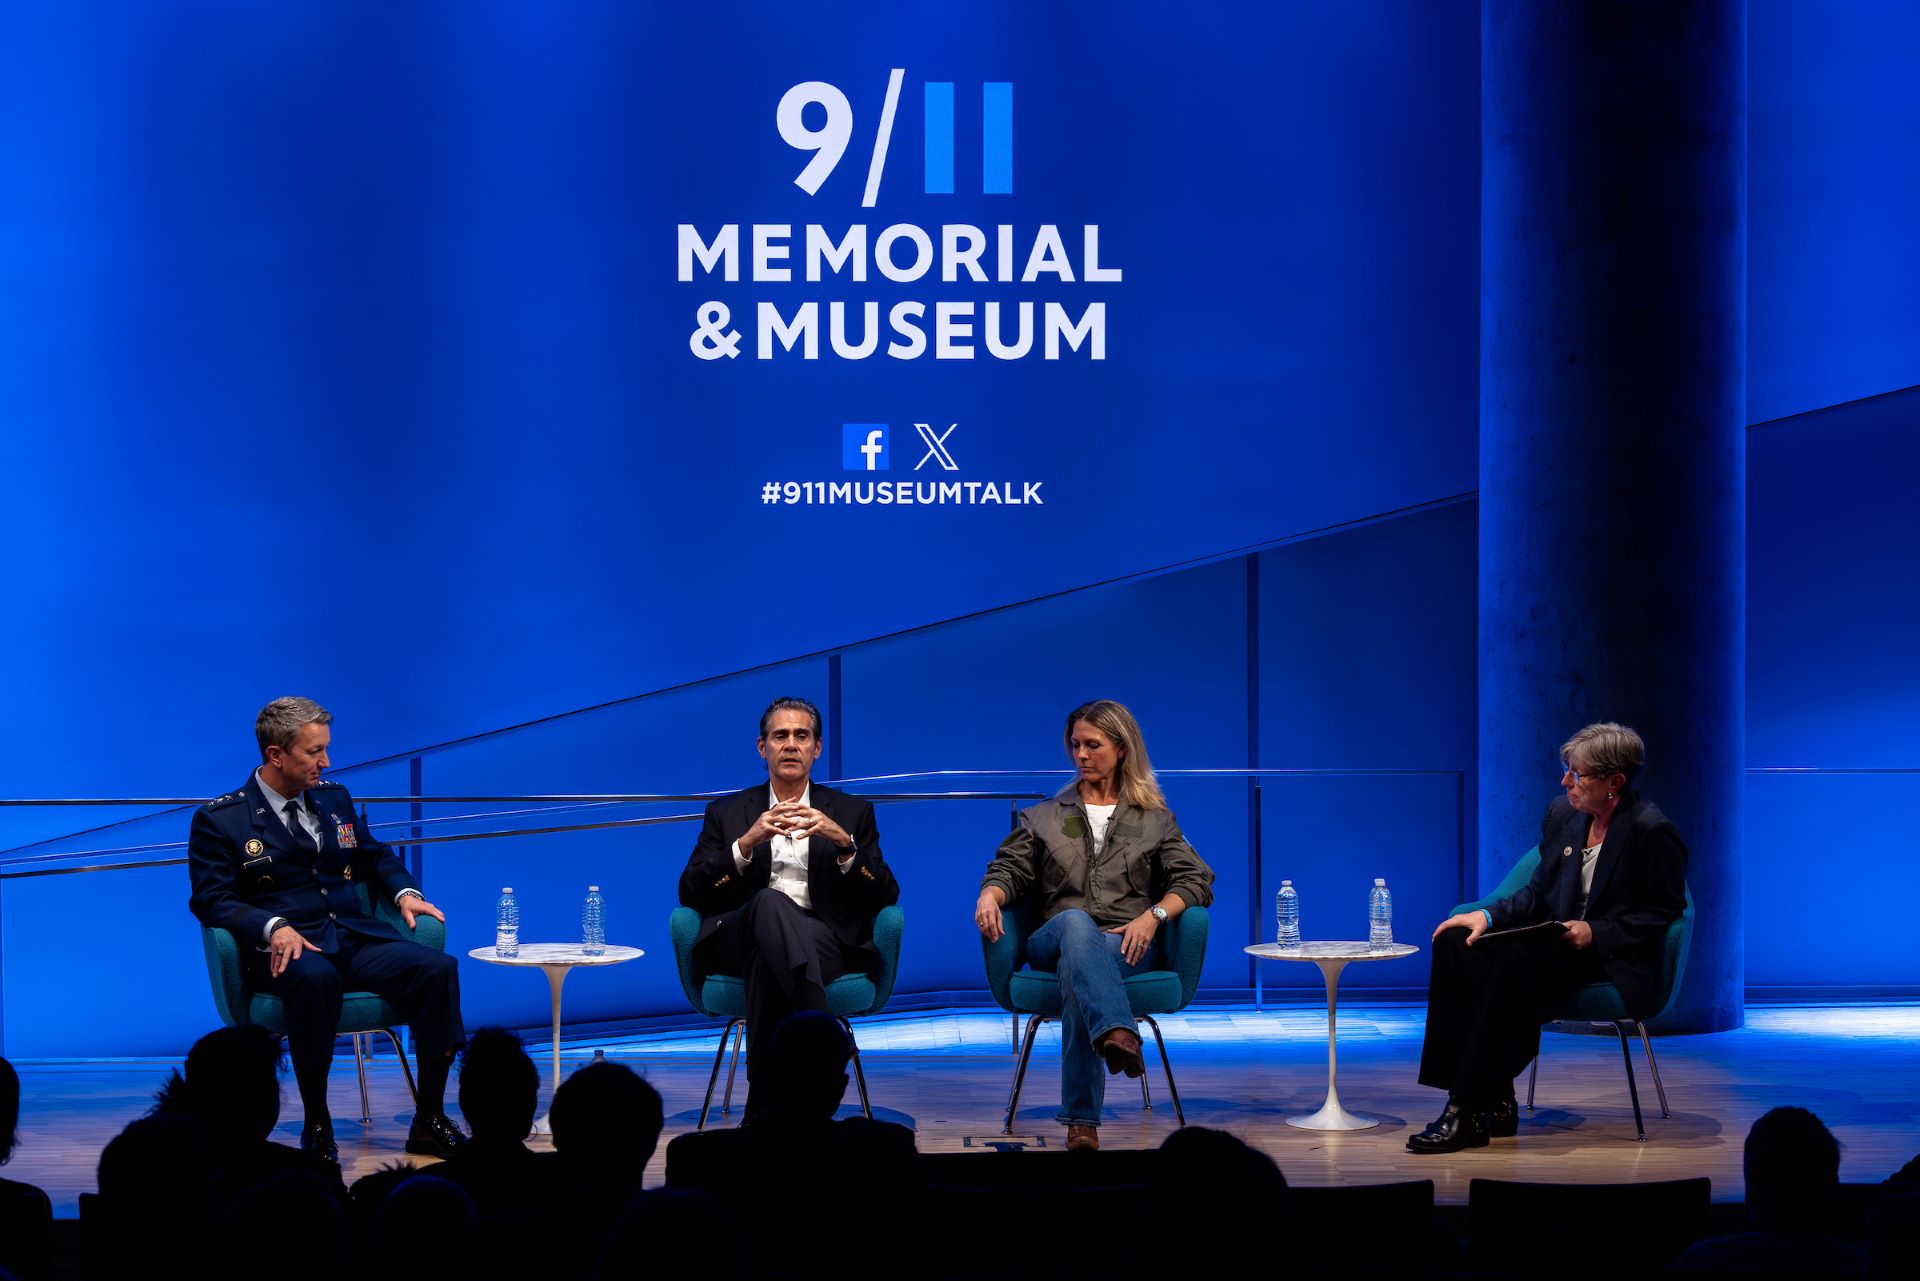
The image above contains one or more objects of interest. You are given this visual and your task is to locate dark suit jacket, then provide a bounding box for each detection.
[676,781,898,976]
[1488,791,1689,1016]
[188,774,416,953]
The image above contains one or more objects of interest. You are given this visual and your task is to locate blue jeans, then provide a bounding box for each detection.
[1026,908,1160,1126]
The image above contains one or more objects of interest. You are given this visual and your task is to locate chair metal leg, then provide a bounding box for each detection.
[698,1019,744,1132]
[374,1027,419,1104]
[1526,1054,1539,1109]
[1003,1015,1045,1134]
[1013,1011,1021,1054]
[839,1018,873,1120]
[721,1022,745,1115]
[1139,1068,1151,1110]
[1636,1021,1670,1118]
[1612,1020,1647,1141]
[351,1033,373,1125]
[1139,1014,1185,1126]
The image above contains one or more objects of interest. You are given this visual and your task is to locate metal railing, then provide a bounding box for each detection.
[4,762,1890,883]
[0,786,1056,880]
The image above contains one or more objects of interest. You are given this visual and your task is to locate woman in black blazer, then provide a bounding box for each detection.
[1408,722,1689,1154]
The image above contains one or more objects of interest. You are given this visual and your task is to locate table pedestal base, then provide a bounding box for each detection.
[1284,955,1381,1132]
[1286,1102,1380,1131]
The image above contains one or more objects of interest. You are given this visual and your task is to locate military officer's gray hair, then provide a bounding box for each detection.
[1560,722,1646,785]
[255,697,333,759]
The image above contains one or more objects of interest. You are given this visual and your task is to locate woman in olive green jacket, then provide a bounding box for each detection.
[975,700,1214,1150]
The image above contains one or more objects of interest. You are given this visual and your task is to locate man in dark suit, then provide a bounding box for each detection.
[1409,721,1689,1153]
[188,696,468,1162]
[677,697,899,1119]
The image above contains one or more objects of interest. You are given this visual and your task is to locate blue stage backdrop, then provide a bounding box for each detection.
[4,2,1920,1055]
[0,0,1480,809]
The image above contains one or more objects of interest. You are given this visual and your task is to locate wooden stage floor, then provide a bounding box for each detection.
[10,1003,1918,1215]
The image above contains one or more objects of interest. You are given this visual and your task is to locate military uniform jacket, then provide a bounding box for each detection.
[188,775,415,952]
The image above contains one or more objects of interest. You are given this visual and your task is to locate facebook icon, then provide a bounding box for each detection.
[842,423,889,471]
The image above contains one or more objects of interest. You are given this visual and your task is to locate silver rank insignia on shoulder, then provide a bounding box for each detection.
[245,839,264,856]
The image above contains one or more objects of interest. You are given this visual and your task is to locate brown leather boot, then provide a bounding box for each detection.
[1066,1124,1100,1151]
[1096,1027,1146,1078]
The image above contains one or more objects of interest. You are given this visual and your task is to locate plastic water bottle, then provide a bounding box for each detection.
[495,887,519,958]
[1276,880,1301,948]
[582,885,605,956]
[1369,878,1393,949]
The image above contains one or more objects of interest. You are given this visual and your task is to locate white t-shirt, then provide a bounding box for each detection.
[1086,803,1117,856]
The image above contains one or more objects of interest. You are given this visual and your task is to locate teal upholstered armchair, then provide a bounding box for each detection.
[983,903,1209,1133]
[669,903,905,1129]
[200,880,444,1124]
[1453,846,1695,1141]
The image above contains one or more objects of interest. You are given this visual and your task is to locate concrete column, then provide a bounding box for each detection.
[1480,0,1746,1031]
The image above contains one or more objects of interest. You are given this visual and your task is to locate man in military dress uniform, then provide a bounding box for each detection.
[188,697,468,1161]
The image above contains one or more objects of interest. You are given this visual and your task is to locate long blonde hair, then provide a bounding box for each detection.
[1063,700,1168,811]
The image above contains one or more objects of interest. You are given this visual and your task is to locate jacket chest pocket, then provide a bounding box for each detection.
[1038,836,1088,897]
[1112,840,1156,898]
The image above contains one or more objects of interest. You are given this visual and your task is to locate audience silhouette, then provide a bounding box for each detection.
[371,1174,478,1280]
[42,1018,1920,1280]
[0,1059,52,1281]
[549,1058,666,1277]
[666,1010,921,1275]
[93,1114,215,1279]
[1131,1126,1290,1280]
[1677,1105,1865,1278]
[151,1025,344,1207]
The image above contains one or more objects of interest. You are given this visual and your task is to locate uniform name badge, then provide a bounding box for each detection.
[337,821,358,849]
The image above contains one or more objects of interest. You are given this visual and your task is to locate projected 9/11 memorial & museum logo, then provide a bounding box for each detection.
[680,71,1120,362]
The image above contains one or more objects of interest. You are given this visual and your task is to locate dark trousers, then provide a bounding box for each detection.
[695,889,850,1091]
[1418,924,1604,1101]
[254,930,466,1122]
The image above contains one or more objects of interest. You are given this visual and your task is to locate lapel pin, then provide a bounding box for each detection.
[245,839,263,856]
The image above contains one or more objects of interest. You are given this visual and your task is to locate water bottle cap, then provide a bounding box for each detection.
[502,887,513,894]
[1281,879,1292,886]
[588,885,600,892]
[1375,878,1386,886]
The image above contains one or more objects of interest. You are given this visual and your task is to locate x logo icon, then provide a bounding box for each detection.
[913,422,959,471]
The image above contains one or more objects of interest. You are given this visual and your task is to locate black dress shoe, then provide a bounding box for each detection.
[1487,1093,1520,1139]
[1406,1099,1490,1154]
[300,1121,339,1165]
[404,1112,468,1159]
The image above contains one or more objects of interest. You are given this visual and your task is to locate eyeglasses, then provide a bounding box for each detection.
[1560,763,1605,784]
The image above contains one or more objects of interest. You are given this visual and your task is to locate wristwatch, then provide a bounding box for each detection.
[1149,906,1168,923]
